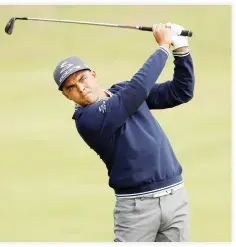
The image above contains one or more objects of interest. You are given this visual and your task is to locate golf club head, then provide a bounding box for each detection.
[5,17,16,35]
[5,17,28,35]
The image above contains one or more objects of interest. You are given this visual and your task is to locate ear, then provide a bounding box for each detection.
[91,70,96,79]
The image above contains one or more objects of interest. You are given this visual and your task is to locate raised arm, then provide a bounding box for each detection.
[77,24,172,136]
[146,48,195,109]
[146,23,195,109]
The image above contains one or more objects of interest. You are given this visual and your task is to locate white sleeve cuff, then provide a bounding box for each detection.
[172,50,190,57]
[159,46,170,57]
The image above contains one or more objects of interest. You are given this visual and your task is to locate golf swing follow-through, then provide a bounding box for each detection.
[5,16,195,242]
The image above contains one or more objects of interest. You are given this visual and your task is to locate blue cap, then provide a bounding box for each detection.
[53,56,90,90]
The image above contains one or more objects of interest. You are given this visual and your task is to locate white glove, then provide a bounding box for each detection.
[166,22,188,50]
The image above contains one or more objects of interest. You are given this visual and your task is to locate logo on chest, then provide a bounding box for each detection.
[99,101,107,113]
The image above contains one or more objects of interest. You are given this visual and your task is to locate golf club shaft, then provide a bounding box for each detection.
[14,17,192,37]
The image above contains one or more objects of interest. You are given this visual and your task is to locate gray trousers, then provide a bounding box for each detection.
[113,186,189,242]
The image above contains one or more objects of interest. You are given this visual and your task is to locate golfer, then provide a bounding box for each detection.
[53,23,195,242]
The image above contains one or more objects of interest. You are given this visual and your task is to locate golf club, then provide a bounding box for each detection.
[5,17,193,37]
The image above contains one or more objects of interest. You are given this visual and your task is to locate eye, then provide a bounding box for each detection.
[80,76,87,82]
[67,85,74,91]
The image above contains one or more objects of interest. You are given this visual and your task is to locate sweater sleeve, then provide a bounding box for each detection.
[76,47,169,137]
[146,51,195,109]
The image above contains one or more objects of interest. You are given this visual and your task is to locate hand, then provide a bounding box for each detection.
[152,23,172,49]
[166,22,189,51]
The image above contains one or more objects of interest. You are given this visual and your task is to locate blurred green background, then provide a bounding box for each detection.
[0,5,231,242]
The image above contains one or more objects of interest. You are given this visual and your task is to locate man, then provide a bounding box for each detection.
[53,23,195,242]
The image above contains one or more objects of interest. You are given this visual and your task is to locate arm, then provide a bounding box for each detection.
[78,47,169,137]
[146,24,195,109]
[146,48,195,109]
[77,24,172,137]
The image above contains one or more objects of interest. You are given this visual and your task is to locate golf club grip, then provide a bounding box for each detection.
[139,26,193,37]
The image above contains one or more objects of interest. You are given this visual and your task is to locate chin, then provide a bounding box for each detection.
[78,95,97,106]
[87,97,97,105]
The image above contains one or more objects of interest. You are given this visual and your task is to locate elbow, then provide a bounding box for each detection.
[182,84,195,103]
[178,86,195,104]
[183,91,194,103]
[182,77,195,103]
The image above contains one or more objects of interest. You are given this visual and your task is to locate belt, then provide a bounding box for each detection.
[116,182,184,199]
[143,183,184,198]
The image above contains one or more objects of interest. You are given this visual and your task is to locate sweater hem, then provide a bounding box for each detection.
[114,175,183,195]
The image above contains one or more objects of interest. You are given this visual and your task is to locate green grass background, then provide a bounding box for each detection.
[0,5,231,242]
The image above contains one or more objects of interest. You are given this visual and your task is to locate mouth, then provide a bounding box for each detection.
[82,92,91,99]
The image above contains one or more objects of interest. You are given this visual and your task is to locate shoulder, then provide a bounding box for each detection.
[72,101,107,134]
[108,81,127,94]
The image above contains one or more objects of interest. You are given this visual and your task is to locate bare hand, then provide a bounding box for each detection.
[152,23,172,48]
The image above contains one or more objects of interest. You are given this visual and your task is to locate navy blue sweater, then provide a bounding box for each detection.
[72,48,195,195]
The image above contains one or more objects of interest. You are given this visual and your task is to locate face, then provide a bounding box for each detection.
[62,69,100,105]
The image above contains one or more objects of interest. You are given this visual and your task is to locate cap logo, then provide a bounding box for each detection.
[60,61,68,68]
[54,57,90,87]
[59,67,76,83]
[60,61,74,74]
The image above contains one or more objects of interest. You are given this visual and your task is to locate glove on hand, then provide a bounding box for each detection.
[166,22,188,50]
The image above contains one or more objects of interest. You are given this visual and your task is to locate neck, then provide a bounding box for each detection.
[98,89,110,100]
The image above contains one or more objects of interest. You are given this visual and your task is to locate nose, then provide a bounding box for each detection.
[76,82,85,93]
